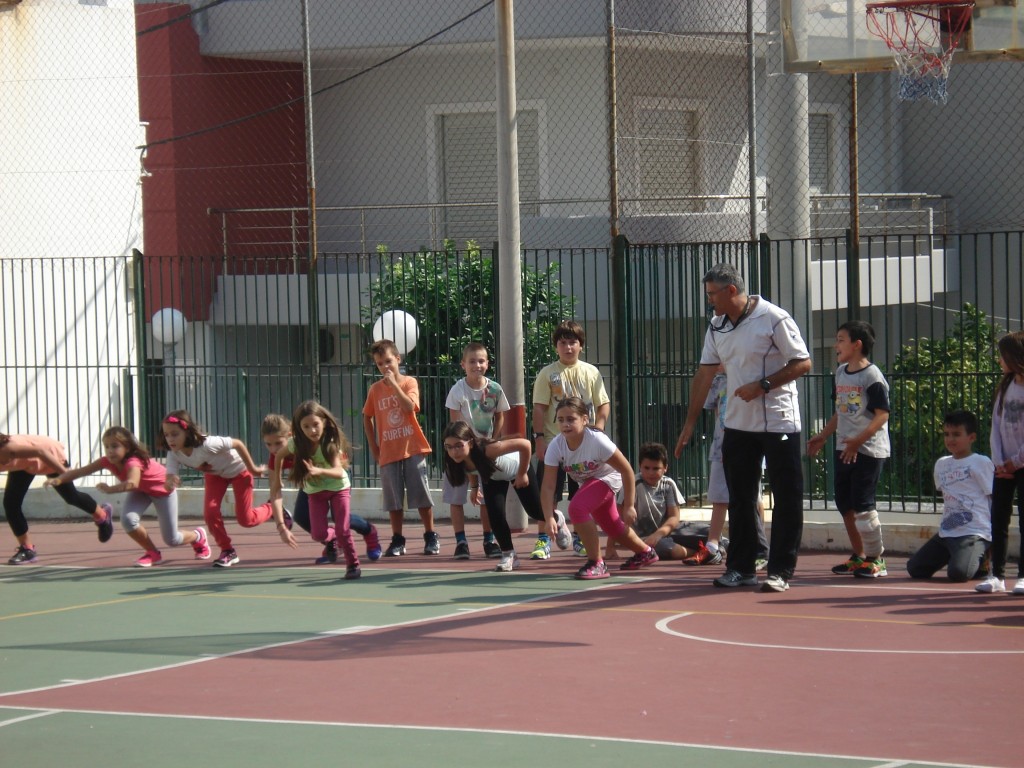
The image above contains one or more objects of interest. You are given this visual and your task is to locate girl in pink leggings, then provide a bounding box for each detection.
[160,410,276,567]
[540,397,658,579]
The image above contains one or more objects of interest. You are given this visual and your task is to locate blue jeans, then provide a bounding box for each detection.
[722,429,804,579]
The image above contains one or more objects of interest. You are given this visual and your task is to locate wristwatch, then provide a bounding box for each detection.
[760,378,771,392]
[532,432,544,440]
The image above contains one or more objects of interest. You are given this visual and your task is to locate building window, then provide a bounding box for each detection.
[630,97,702,214]
[809,111,834,195]
[433,108,541,244]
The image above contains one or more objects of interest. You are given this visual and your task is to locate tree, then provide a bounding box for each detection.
[362,239,578,451]
[887,303,1002,499]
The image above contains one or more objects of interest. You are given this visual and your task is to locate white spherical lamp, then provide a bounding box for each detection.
[372,309,419,355]
[151,308,187,345]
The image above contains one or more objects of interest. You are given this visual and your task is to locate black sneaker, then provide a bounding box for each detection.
[483,540,502,558]
[344,564,362,580]
[8,545,38,565]
[453,540,471,559]
[384,535,406,557]
[315,539,339,565]
[96,503,114,543]
[423,530,440,555]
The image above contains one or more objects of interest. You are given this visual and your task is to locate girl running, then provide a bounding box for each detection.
[46,427,210,567]
[978,331,1024,594]
[541,397,658,579]
[442,420,570,572]
[0,433,114,564]
[160,410,273,567]
[271,401,361,579]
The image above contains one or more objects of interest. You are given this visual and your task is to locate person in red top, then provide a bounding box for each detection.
[362,339,437,557]
[47,427,210,567]
[0,432,114,564]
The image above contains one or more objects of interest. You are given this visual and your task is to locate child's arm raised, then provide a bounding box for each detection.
[43,459,105,488]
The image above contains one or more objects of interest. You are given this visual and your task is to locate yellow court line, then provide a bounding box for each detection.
[0,593,193,622]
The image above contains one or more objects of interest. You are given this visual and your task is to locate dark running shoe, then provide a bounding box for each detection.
[620,547,659,571]
[714,570,757,588]
[96,503,114,543]
[213,549,240,568]
[316,539,339,565]
[8,545,38,565]
[384,535,406,557]
[831,554,865,575]
[483,540,502,558]
[423,530,440,555]
[453,540,471,560]
[344,564,362,580]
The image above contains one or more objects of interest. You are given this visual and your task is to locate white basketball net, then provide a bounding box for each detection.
[866,1,975,103]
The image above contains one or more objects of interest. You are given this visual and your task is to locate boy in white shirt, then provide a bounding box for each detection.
[906,410,994,582]
[444,342,509,558]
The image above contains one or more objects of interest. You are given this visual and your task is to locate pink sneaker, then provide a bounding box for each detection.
[619,547,659,571]
[575,559,610,580]
[192,527,211,560]
[135,550,163,568]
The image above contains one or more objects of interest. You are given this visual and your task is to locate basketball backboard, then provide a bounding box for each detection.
[782,0,1024,73]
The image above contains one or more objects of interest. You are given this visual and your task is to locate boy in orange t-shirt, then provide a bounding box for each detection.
[361,339,437,556]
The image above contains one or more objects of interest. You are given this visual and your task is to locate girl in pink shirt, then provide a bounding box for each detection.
[48,427,210,567]
[0,432,114,565]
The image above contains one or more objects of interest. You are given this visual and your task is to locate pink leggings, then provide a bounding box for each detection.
[308,488,357,567]
[203,471,273,550]
[567,478,627,539]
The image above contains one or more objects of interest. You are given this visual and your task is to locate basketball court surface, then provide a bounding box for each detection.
[1,521,1021,768]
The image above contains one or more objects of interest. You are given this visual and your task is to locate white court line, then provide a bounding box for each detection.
[655,612,1024,654]
[0,709,59,727]
[0,571,624,698]
[0,704,999,768]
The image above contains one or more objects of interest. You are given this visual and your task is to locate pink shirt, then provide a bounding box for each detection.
[0,435,68,476]
[100,456,171,497]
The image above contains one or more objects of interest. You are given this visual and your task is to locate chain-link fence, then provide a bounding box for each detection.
[2,0,1023,505]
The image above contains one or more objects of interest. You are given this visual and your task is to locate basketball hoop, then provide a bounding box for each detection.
[866,0,975,103]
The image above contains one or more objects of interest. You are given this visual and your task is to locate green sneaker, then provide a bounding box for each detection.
[530,537,551,560]
[831,554,865,574]
[853,556,887,578]
[572,533,587,558]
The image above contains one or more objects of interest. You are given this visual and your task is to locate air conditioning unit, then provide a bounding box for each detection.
[305,326,348,365]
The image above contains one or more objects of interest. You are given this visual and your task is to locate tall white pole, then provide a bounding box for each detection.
[496,0,527,528]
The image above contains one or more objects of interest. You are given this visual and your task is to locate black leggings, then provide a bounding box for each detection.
[482,464,546,551]
[3,469,98,539]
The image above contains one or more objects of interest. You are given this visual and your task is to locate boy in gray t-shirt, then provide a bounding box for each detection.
[807,320,891,578]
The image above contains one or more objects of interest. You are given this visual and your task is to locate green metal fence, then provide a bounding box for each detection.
[2,233,1021,506]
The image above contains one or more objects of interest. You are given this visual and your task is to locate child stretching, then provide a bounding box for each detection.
[441,421,570,572]
[46,427,210,567]
[261,414,380,563]
[541,397,658,579]
[1,432,114,564]
[159,410,274,567]
[271,401,362,579]
[978,330,1024,594]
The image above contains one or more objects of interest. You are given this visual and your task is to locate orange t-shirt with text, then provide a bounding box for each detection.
[362,376,431,466]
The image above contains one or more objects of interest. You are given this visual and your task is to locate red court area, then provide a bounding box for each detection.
[3,520,1023,768]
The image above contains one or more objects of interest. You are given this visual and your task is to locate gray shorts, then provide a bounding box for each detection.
[381,454,434,512]
[442,473,469,505]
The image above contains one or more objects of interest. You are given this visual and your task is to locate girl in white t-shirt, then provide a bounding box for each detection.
[541,397,658,579]
[160,410,275,568]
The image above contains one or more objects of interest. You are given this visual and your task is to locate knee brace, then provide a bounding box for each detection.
[854,509,884,558]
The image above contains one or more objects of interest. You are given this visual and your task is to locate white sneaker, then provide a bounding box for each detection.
[975,576,1006,593]
[495,551,521,572]
[553,509,572,550]
[1013,578,1024,595]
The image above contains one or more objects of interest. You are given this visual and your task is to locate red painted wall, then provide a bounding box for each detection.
[135,3,306,321]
